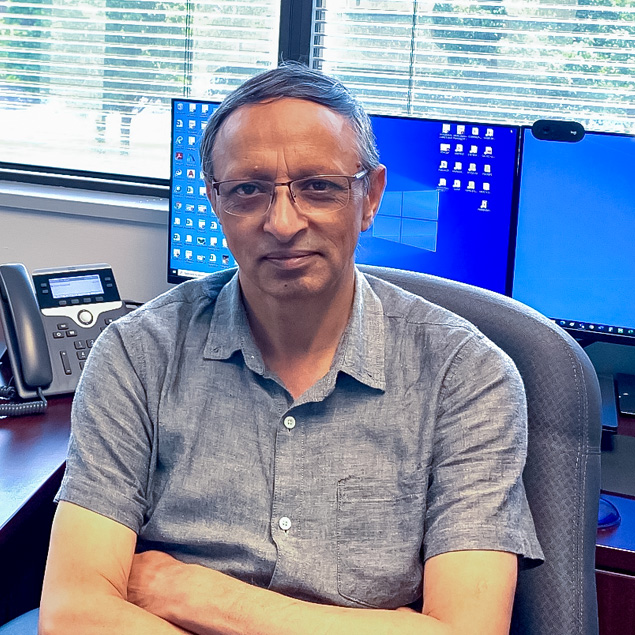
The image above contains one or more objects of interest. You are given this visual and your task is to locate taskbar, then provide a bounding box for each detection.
[554,318,635,340]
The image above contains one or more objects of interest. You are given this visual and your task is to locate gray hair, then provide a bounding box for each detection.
[199,62,379,183]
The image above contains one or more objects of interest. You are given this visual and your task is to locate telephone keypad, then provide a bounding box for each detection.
[44,306,128,391]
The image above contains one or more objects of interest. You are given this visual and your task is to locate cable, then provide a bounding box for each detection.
[0,387,48,417]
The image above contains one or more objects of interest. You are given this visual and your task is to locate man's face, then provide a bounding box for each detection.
[207,98,385,304]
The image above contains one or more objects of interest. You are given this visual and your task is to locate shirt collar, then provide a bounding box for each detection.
[334,268,386,391]
[204,272,266,375]
[203,268,386,391]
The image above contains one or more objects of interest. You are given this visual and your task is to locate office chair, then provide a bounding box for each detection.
[358,264,602,635]
[0,266,601,635]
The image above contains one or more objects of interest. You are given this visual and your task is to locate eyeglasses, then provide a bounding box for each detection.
[210,170,368,217]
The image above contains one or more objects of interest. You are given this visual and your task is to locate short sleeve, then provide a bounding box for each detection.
[56,322,154,534]
[423,332,544,567]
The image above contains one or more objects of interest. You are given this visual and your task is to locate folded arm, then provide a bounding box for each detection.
[39,501,193,634]
[128,548,517,635]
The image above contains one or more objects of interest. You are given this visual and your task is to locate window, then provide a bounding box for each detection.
[0,0,280,180]
[311,0,635,133]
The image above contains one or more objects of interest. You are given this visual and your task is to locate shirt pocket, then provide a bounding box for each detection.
[336,473,426,608]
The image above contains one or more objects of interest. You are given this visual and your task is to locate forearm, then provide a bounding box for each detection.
[144,564,450,635]
[39,591,193,635]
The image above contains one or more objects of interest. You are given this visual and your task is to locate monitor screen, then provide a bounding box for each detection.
[168,99,235,285]
[513,127,635,345]
[168,100,520,294]
[358,116,520,294]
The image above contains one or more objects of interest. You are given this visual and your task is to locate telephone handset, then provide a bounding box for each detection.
[0,263,129,416]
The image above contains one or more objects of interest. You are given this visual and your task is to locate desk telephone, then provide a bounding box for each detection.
[0,263,129,416]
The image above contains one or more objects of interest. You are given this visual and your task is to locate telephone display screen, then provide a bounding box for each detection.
[49,274,104,299]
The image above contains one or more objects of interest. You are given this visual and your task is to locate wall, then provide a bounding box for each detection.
[0,184,172,303]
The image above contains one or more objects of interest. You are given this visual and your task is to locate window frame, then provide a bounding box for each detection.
[0,0,315,195]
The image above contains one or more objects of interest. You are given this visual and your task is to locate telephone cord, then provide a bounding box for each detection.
[0,387,48,416]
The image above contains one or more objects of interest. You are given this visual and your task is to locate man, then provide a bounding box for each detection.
[39,63,542,634]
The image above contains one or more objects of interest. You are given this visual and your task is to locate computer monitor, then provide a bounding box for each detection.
[513,127,635,346]
[168,98,233,285]
[168,100,520,294]
[358,116,520,294]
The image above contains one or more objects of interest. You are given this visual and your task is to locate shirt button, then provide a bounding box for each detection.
[279,516,292,531]
[283,416,296,430]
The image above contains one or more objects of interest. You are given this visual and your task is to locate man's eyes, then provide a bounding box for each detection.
[230,182,268,197]
[300,178,343,192]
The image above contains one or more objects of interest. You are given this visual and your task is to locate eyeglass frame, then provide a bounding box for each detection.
[207,169,369,217]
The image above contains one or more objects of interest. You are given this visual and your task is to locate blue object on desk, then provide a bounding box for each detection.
[0,608,38,634]
[598,496,621,529]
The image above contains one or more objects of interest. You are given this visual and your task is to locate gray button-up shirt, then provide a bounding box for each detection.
[58,268,543,609]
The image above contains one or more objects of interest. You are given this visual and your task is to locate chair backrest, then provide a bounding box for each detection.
[359,265,601,635]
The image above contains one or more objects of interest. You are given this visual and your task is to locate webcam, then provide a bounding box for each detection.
[531,120,585,142]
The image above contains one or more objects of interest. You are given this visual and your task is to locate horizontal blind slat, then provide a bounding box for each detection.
[311,0,635,133]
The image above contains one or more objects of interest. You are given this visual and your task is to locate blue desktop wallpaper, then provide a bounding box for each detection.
[513,129,635,336]
[358,116,519,294]
[169,101,519,295]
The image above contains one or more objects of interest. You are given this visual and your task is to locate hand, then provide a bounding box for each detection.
[127,550,186,618]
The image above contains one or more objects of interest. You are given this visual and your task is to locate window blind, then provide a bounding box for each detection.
[0,0,280,179]
[311,0,635,133]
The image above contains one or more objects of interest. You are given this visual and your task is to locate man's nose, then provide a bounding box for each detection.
[262,184,308,241]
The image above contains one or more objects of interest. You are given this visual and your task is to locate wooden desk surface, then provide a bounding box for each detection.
[0,396,71,544]
[596,412,635,573]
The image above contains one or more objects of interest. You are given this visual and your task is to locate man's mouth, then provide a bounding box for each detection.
[263,250,317,268]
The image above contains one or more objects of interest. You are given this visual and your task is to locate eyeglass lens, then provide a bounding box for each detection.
[216,176,354,216]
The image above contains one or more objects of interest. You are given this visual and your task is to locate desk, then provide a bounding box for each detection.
[0,396,71,624]
[595,412,635,635]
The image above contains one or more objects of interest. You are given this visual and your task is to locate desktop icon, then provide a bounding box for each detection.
[456,125,465,135]
[455,144,464,153]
